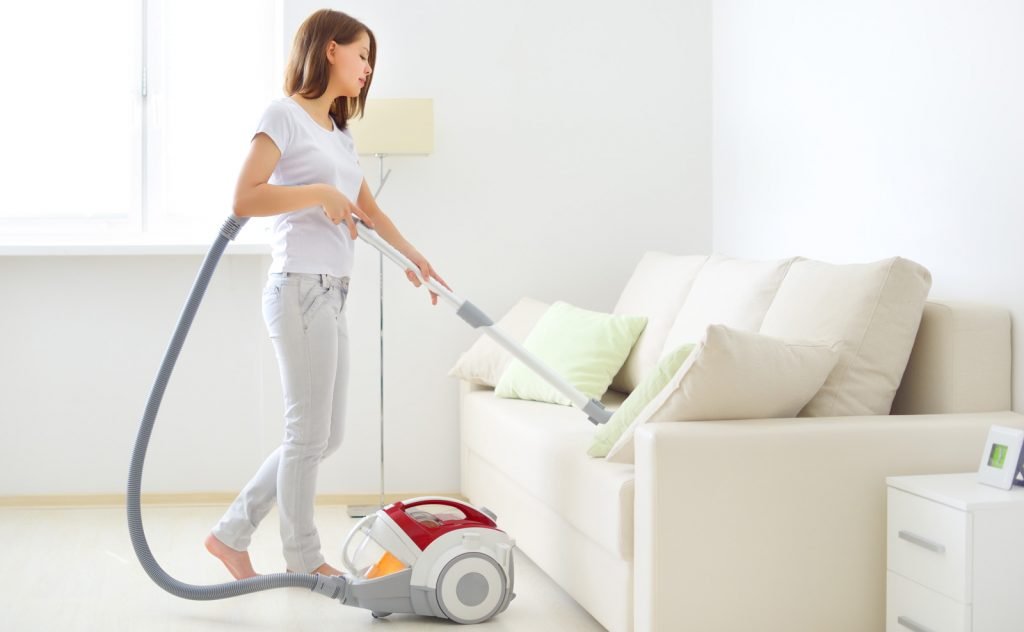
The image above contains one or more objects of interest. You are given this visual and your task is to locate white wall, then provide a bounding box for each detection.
[713,0,1023,410]
[10,0,1020,498]
[0,0,710,496]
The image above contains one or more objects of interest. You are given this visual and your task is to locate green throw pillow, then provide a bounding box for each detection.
[494,301,647,406]
[588,343,697,457]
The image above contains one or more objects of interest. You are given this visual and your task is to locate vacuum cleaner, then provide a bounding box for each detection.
[127,214,611,624]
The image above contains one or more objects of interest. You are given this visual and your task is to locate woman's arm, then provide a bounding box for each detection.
[357,178,452,304]
[234,134,372,239]
[356,178,416,256]
[233,133,326,218]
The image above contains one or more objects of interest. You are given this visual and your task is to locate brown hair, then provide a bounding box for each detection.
[284,9,376,131]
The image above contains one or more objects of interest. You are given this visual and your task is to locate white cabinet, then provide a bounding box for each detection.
[886,473,1024,632]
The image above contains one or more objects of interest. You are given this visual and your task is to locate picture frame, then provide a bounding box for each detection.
[977,425,1024,490]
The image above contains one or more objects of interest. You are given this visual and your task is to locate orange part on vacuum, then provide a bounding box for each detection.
[365,551,407,579]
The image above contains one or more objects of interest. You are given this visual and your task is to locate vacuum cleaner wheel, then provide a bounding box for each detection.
[435,552,508,624]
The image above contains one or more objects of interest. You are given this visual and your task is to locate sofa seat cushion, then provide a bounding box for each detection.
[461,387,635,560]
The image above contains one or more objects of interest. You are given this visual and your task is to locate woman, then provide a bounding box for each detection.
[205,8,449,579]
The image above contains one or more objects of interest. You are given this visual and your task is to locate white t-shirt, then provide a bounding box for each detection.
[254,96,363,278]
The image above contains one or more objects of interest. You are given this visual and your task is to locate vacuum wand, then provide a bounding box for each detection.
[352,217,611,426]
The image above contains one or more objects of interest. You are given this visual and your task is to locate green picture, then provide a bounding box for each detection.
[988,443,1008,468]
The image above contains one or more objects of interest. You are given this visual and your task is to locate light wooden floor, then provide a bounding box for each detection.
[1,503,605,631]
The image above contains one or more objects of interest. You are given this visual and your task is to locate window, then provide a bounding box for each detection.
[0,0,281,242]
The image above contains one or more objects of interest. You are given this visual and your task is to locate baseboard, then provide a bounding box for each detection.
[0,491,466,508]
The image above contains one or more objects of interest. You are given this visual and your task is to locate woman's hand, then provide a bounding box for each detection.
[403,250,452,306]
[319,184,374,239]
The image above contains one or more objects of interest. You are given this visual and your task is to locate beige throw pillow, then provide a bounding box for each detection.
[605,324,840,464]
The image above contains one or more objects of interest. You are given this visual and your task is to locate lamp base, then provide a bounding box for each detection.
[346,503,383,519]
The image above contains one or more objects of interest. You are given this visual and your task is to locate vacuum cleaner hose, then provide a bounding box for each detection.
[126,215,346,601]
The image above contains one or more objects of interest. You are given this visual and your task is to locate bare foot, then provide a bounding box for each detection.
[314,562,344,576]
[204,533,259,579]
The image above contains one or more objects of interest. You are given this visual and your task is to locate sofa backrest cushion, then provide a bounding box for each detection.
[611,252,708,393]
[758,256,932,417]
[659,255,796,359]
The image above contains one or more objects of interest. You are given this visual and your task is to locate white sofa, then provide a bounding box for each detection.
[457,253,1020,632]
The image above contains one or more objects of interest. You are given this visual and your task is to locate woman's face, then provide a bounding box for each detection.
[328,31,372,98]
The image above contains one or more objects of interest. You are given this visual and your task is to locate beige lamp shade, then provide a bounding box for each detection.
[347,98,434,155]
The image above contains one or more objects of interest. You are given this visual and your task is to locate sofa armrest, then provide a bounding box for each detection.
[633,411,1024,632]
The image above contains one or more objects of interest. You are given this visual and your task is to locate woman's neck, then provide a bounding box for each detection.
[291,93,337,130]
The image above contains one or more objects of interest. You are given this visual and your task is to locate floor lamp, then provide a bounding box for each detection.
[345,98,434,518]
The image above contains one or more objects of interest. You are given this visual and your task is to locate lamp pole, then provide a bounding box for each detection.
[347,153,391,519]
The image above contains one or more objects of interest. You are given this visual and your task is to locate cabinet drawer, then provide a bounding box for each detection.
[888,488,970,601]
[887,571,971,632]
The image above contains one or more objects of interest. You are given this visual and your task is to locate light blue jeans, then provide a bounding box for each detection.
[212,271,350,573]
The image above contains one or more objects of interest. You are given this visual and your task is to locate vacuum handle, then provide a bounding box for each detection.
[340,512,377,576]
[354,217,462,309]
[351,216,611,425]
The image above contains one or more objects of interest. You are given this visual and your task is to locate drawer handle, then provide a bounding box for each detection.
[897,615,935,632]
[898,530,946,554]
